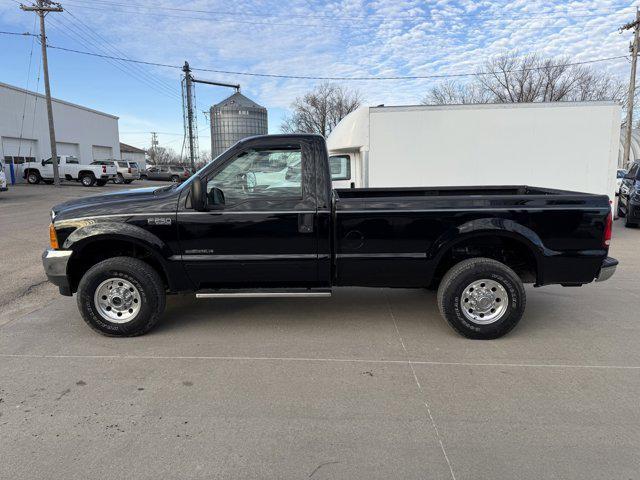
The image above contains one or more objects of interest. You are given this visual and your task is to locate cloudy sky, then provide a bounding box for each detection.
[0,0,637,153]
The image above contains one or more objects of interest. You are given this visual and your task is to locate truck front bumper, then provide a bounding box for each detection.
[42,249,73,296]
[596,257,618,282]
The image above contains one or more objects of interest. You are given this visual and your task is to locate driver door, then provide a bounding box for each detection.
[177,142,318,289]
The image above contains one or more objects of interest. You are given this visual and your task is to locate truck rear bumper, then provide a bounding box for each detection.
[42,249,73,296]
[596,257,618,282]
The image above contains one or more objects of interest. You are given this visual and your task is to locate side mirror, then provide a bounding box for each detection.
[191,176,206,211]
[41,160,45,167]
[207,186,225,207]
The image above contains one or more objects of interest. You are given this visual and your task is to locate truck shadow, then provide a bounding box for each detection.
[154,287,444,335]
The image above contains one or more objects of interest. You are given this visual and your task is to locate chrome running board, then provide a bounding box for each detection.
[195,290,331,299]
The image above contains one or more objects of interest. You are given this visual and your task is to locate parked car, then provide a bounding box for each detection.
[143,165,191,182]
[616,169,627,195]
[91,160,138,184]
[43,134,617,339]
[617,162,640,228]
[24,156,116,186]
[127,161,141,182]
[0,158,7,192]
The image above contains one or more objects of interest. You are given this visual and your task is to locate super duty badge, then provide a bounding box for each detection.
[147,217,172,226]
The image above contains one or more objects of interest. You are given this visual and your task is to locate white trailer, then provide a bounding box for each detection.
[326,102,621,201]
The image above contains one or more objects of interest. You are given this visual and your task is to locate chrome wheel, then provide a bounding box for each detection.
[94,277,141,323]
[460,279,509,325]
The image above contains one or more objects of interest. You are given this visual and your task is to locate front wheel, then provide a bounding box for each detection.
[77,257,166,336]
[170,175,180,183]
[27,171,41,184]
[114,173,124,184]
[437,257,526,339]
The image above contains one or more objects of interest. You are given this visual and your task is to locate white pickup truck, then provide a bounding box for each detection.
[23,156,117,186]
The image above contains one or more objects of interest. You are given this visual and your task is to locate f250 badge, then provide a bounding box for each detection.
[147,217,172,226]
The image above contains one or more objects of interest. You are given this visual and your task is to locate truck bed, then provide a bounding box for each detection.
[332,185,611,288]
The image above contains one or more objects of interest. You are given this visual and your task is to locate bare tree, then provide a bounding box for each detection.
[423,52,625,106]
[147,147,179,166]
[281,82,363,137]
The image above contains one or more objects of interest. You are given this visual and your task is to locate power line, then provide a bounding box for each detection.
[42,43,632,80]
[63,7,179,95]
[0,29,632,81]
[45,16,181,101]
[56,0,634,32]
[62,0,636,23]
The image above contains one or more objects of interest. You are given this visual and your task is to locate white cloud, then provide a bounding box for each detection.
[1,0,636,131]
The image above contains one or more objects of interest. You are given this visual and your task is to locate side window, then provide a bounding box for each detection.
[66,157,79,164]
[206,148,302,206]
[329,155,350,181]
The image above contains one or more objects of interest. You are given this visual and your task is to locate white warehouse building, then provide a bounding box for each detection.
[0,81,120,182]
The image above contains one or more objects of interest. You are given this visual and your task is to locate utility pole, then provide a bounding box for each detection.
[621,7,640,169]
[182,62,196,173]
[20,0,63,186]
[181,60,239,173]
[150,131,158,164]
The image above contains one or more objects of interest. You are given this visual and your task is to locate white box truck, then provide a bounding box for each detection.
[326,102,621,201]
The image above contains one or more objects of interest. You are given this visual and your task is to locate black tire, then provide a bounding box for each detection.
[170,175,180,183]
[124,179,133,184]
[77,257,166,336]
[437,257,526,339]
[43,179,54,185]
[80,174,95,187]
[625,216,638,228]
[95,179,107,186]
[26,171,41,184]
[114,173,124,184]
[617,200,625,218]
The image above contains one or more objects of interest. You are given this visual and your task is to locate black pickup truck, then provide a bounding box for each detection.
[43,134,617,339]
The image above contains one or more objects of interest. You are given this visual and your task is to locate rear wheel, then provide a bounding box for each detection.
[114,173,124,184]
[27,171,41,184]
[81,174,95,187]
[437,257,526,339]
[77,257,166,336]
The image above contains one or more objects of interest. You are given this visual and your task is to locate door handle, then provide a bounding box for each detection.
[298,213,314,233]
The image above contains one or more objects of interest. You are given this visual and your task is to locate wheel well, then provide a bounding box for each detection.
[24,168,39,177]
[67,239,169,293]
[433,234,538,286]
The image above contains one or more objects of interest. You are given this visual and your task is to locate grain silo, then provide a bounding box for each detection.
[210,92,268,157]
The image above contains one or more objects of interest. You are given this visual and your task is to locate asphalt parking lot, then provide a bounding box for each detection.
[1,183,639,479]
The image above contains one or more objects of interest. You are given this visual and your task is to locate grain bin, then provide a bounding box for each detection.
[210,92,268,158]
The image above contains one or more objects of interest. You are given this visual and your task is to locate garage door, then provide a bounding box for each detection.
[2,136,38,159]
[56,142,80,160]
[2,137,38,183]
[92,145,112,161]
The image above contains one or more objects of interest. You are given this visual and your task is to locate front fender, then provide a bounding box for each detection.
[62,220,169,255]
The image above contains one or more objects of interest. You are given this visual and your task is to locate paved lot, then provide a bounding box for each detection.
[1,184,639,479]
